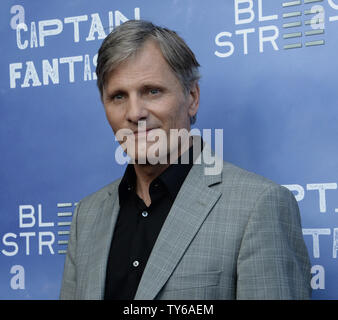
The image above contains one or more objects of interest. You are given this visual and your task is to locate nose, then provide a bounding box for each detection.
[126,94,148,124]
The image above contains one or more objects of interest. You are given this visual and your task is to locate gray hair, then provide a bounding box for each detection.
[96,20,200,124]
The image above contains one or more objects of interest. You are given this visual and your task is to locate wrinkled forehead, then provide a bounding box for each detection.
[103,39,183,91]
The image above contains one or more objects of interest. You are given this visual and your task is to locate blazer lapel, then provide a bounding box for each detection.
[134,158,222,300]
[84,184,120,299]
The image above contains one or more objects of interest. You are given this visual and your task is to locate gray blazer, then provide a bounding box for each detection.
[60,145,312,300]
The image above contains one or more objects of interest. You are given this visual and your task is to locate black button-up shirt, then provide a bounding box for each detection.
[104,146,195,300]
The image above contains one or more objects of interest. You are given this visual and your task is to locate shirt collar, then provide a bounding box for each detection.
[155,146,194,200]
[118,138,202,206]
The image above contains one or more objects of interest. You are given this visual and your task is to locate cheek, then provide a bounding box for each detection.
[105,108,122,131]
[157,97,188,127]
[169,102,190,128]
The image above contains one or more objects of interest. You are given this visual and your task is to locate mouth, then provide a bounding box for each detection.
[133,128,158,136]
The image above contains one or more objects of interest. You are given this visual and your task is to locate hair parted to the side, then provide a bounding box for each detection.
[96,20,200,124]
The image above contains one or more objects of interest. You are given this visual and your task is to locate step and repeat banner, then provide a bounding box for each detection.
[1,0,338,300]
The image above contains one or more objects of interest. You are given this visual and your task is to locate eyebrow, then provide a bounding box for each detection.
[142,84,166,91]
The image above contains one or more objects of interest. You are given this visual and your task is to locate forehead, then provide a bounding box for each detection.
[104,40,181,90]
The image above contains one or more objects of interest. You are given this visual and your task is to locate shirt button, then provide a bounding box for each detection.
[133,260,139,267]
[142,211,148,217]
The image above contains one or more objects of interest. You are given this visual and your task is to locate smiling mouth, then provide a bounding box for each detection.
[133,128,157,136]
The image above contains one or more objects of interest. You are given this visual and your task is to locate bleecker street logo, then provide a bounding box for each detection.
[1,202,76,257]
[214,0,338,58]
[1,202,76,291]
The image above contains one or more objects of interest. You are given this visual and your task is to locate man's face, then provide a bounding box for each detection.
[102,40,199,164]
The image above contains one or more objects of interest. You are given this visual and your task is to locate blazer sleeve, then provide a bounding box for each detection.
[59,201,81,300]
[236,185,312,299]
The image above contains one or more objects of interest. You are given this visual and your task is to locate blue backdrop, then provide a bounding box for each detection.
[1,0,337,299]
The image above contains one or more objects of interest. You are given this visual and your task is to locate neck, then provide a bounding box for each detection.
[133,163,169,207]
[133,136,193,206]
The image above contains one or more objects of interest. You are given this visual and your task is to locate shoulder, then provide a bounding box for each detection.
[213,160,296,208]
[197,141,290,198]
[212,161,303,245]
[76,177,122,212]
[222,161,284,190]
[70,178,121,236]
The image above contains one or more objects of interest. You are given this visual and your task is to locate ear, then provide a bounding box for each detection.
[187,82,200,119]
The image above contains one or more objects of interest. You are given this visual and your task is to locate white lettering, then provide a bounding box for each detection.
[86,13,106,41]
[333,228,338,258]
[328,0,338,10]
[282,184,305,201]
[10,265,25,290]
[134,8,141,20]
[16,23,28,50]
[311,265,325,290]
[235,0,255,25]
[307,183,337,213]
[83,54,92,81]
[201,129,223,176]
[39,231,55,255]
[19,232,36,255]
[311,5,325,29]
[109,11,114,33]
[258,0,278,22]
[114,7,140,27]
[64,15,88,42]
[329,0,338,21]
[303,228,331,258]
[42,59,59,85]
[259,25,279,53]
[60,56,83,83]
[10,5,25,30]
[19,205,36,228]
[38,204,54,227]
[9,63,22,88]
[92,53,98,80]
[21,61,42,88]
[169,128,192,165]
[147,129,168,165]
[235,28,255,54]
[115,10,129,27]
[215,32,234,58]
[30,21,38,48]
[1,233,18,256]
[39,19,63,47]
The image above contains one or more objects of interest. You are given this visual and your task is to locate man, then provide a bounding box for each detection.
[60,20,311,299]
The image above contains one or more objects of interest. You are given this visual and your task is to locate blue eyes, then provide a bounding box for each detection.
[149,88,159,95]
[114,94,124,100]
[112,88,160,101]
